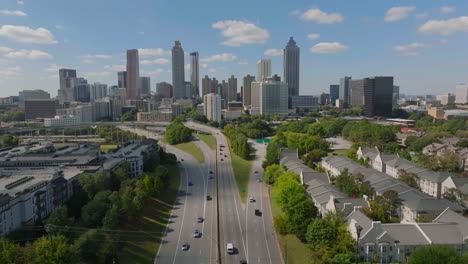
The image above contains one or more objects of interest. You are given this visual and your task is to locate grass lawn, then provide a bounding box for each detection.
[270,187,314,264]
[119,164,181,264]
[100,144,118,153]
[195,134,216,150]
[228,143,255,203]
[329,149,349,156]
[173,141,205,163]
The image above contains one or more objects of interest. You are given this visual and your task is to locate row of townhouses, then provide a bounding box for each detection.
[0,139,157,236]
[279,149,468,263]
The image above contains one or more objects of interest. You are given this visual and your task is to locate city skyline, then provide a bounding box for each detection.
[0,0,468,97]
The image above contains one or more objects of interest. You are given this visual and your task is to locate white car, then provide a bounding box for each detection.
[181,243,189,251]
[193,230,201,238]
[227,243,234,254]
[249,196,255,202]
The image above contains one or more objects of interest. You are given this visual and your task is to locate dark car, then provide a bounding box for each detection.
[221,158,224,161]
[207,195,212,200]
[181,243,189,251]
[240,261,248,264]
[255,209,262,216]
[196,217,204,223]
[209,170,213,174]
[224,155,227,157]
[188,181,193,186]
[181,159,184,162]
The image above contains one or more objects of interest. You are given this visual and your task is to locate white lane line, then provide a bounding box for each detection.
[260,167,273,264]
[171,161,190,264]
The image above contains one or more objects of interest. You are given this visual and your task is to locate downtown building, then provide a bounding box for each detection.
[126,49,140,100]
[57,69,77,103]
[251,75,288,115]
[117,71,127,88]
[283,37,300,106]
[330,85,340,104]
[455,84,468,104]
[203,93,221,122]
[18,90,50,107]
[228,75,237,102]
[257,59,271,81]
[242,74,255,107]
[190,52,199,98]
[156,82,173,98]
[139,77,151,97]
[339,76,352,105]
[349,76,394,117]
[172,41,186,99]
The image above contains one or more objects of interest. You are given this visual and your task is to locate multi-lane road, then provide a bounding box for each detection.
[122,123,282,264]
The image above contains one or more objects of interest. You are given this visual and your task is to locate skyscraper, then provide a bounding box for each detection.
[117,71,127,88]
[242,75,255,107]
[455,84,468,104]
[172,41,185,99]
[228,75,237,102]
[349,76,393,116]
[19,90,50,107]
[283,37,300,99]
[251,75,288,115]
[393,85,400,108]
[156,82,173,98]
[257,59,271,81]
[139,77,151,97]
[221,80,228,102]
[329,84,339,103]
[126,49,140,100]
[339,76,352,104]
[203,93,221,122]
[190,52,199,98]
[90,83,108,101]
[58,69,77,103]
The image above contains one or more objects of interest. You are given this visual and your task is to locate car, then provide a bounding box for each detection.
[193,230,201,238]
[255,209,262,216]
[188,181,193,186]
[249,196,255,202]
[220,144,225,147]
[207,195,212,200]
[240,261,248,264]
[181,243,189,251]
[224,155,227,157]
[254,171,258,174]
[221,158,224,161]
[227,243,234,254]
[209,170,213,174]
[196,217,204,223]
[258,179,263,182]
[181,159,184,162]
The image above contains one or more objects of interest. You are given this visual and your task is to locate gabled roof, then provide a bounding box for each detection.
[418,223,465,244]
[378,224,430,245]
[402,198,464,214]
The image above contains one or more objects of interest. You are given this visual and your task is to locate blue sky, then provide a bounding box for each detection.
[0,0,467,97]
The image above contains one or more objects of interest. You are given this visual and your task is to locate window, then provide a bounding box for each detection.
[390,246,393,251]
[382,245,386,252]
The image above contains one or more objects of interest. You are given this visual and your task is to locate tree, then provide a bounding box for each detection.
[437,150,461,172]
[33,235,81,264]
[407,245,465,264]
[264,164,286,184]
[306,213,342,249]
[443,188,466,207]
[81,191,112,227]
[45,207,71,234]
[165,120,192,145]
[365,190,399,222]
[121,110,136,121]
[74,230,109,263]
[458,139,468,148]
[0,238,24,264]
[399,171,419,188]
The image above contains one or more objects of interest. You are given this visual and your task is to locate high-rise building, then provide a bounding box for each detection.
[393,85,400,108]
[283,37,300,100]
[203,93,221,122]
[126,49,140,100]
[118,71,127,88]
[172,41,185,99]
[18,90,50,107]
[190,52,199,98]
[329,85,339,103]
[320,93,330,105]
[156,82,173,98]
[221,80,228,101]
[228,75,237,102]
[290,95,319,108]
[202,75,211,97]
[242,75,255,107]
[24,99,58,120]
[90,83,108,101]
[211,78,219,95]
[455,84,468,104]
[257,59,271,81]
[58,69,77,103]
[139,77,151,97]
[250,75,288,115]
[437,93,456,105]
[184,82,192,98]
[349,77,394,116]
[339,76,352,105]
[73,84,90,102]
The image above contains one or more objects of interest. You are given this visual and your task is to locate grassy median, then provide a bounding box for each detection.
[270,187,313,264]
[227,141,255,203]
[195,134,217,150]
[173,141,205,163]
[119,164,181,264]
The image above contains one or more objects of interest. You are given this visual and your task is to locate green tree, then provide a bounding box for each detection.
[364,190,399,222]
[437,150,461,172]
[45,207,71,234]
[407,245,465,264]
[33,235,81,264]
[81,191,112,227]
[306,213,343,249]
[0,238,25,264]
[264,164,286,184]
[399,171,419,188]
[443,188,466,207]
[165,120,192,145]
[121,110,136,121]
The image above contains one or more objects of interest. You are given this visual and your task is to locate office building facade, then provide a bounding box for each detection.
[283,37,300,100]
[73,84,90,103]
[257,59,271,81]
[58,69,77,103]
[228,75,237,102]
[172,41,185,99]
[329,85,339,103]
[203,93,221,122]
[139,77,151,97]
[242,75,255,107]
[90,83,108,101]
[339,76,352,104]
[24,99,58,120]
[455,84,468,104]
[251,75,288,115]
[349,77,394,116]
[190,52,199,98]
[117,71,127,88]
[126,49,140,100]
[18,90,50,107]
[202,75,211,97]
[290,95,319,108]
[156,82,173,98]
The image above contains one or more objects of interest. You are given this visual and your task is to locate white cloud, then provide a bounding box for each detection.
[0,25,57,44]
[137,31,145,35]
[79,54,112,59]
[237,60,248,65]
[201,63,208,68]
[401,52,419,57]
[393,42,431,51]
[212,20,270,46]
[419,16,468,36]
[54,25,64,30]
[415,13,428,19]
[104,64,126,71]
[385,6,416,22]
[310,42,348,54]
[288,10,301,16]
[140,58,169,65]
[440,39,448,44]
[300,8,344,24]
[208,68,217,73]
[81,59,95,64]
[440,6,455,14]
[0,66,21,80]
[142,69,164,76]
[5,49,52,60]
[138,48,170,58]
[82,72,112,77]
[0,9,27,17]
[46,63,69,72]
[17,1,24,5]
[0,46,12,53]
[307,33,320,39]
[264,49,282,56]
[201,53,237,62]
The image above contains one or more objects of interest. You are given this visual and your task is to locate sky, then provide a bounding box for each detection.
[0,0,467,97]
